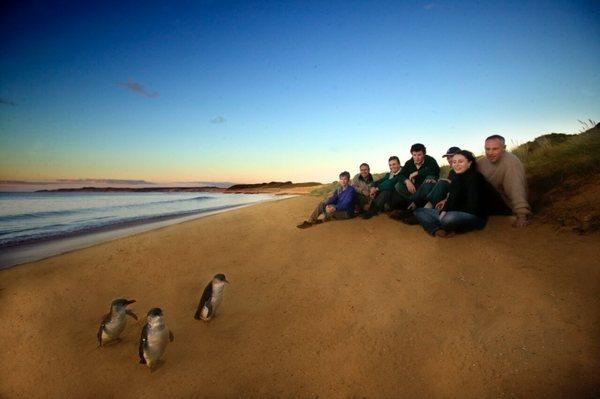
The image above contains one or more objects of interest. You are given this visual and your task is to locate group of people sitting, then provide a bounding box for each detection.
[297,135,531,237]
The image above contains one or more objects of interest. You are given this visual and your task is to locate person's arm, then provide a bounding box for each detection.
[426,158,441,179]
[503,158,531,218]
[324,189,339,206]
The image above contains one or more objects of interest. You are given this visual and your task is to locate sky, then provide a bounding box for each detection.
[1,0,599,184]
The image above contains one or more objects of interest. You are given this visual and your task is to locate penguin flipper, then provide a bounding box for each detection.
[126,309,138,320]
[138,324,148,364]
[169,330,174,342]
[195,282,213,319]
[97,324,103,347]
[97,313,111,347]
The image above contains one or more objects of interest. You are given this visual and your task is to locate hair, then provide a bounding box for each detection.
[454,150,477,168]
[339,171,351,180]
[485,134,506,146]
[388,156,400,164]
[410,143,426,154]
[359,163,370,169]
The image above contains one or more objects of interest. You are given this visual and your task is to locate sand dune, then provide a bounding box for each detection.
[1,196,599,398]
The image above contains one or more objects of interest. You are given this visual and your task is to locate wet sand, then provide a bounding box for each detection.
[1,196,599,398]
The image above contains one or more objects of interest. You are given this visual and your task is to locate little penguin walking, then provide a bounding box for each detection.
[194,273,229,321]
[139,308,174,370]
[97,298,137,347]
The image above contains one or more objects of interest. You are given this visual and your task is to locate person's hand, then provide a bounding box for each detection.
[435,199,447,211]
[409,171,419,180]
[514,215,530,228]
[369,187,378,198]
[439,211,447,219]
[325,205,336,214]
[405,180,416,194]
[424,178,436,184]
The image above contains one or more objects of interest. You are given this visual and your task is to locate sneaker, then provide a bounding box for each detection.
[390,209,412,220]
[401,214,419,225]
[434,229,454,238]
[361,211,375,220]
[296,221,314,229]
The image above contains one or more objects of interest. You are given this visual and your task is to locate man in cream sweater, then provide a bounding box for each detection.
[477,135,531,227]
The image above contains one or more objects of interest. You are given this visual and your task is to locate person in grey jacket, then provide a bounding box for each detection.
[351,163,374,213]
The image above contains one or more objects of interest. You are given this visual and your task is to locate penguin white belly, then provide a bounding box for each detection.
[104,315,126,340]
[144,328,169,365]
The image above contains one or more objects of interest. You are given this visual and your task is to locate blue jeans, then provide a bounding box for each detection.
[414,208,486,236]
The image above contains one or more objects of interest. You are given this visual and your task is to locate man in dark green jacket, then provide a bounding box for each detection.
[395,143,440,206]
[361,156,403,219]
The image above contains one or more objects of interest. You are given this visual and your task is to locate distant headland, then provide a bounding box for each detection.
[35,181,323,195]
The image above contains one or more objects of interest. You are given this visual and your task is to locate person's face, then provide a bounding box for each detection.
[485,138,506,163]
[359,165,370,178]
[452,154,472,174]
[445,155,454,166]
[411,151,425,165]
[339,175,349,187]
[389,160,400,173]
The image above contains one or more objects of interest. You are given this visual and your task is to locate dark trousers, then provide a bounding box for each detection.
[308,201,352,222]
[395,177,450,208]
[370,189,404,213]
[424,180,451,206]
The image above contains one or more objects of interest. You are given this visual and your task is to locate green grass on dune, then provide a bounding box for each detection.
[512,125,600,197]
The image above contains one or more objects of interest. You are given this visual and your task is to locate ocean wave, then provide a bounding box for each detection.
[0,203,241,248]
[0,195,212,222]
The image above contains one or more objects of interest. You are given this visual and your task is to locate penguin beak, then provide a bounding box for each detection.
[224,278,230,284]
[125,299,136,305]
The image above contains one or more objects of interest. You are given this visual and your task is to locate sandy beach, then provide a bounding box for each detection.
[1,195,599,398]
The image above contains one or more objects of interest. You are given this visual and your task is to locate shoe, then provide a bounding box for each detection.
[314,220,324,224]
[296,221,314,229]
[390,209,412,220]
[401,214,419,225]
[434,229,454,238]
[361,212,375,220]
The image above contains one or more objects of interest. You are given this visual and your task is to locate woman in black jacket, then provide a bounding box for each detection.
[413,150,488,237]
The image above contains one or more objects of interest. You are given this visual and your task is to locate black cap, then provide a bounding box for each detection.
[442,146,461,157]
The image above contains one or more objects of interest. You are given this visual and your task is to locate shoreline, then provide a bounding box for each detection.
[0,194,296,270]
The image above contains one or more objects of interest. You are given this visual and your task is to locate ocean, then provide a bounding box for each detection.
[0,192,287,266]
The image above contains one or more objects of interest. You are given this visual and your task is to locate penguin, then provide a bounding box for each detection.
[97,298,137,347]
[194,273,229,321]
[139,308,174,369]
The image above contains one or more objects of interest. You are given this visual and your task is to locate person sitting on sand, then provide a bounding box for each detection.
[351,163,374,213]
[361,156,403,219]
[413,150,488,237]
[476,134,531,227]
[395,143,441,208]
[297,171,356,229]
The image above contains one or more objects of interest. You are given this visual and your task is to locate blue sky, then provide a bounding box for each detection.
[1,0,599,183]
